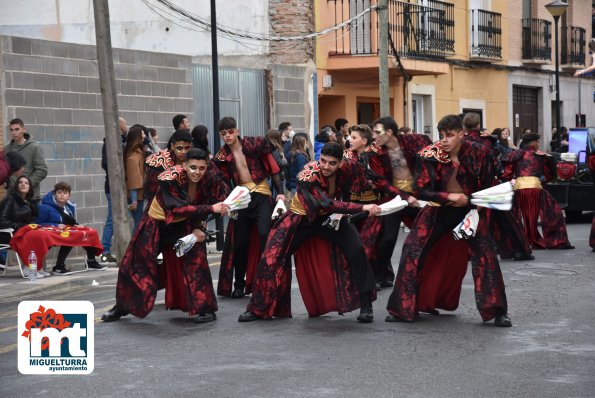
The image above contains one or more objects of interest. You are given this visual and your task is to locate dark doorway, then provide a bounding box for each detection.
[512,86,539,143]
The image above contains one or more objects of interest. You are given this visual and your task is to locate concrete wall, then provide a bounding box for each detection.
[0,35,193,235]
[271,64,311,135]
[0,0,269,58]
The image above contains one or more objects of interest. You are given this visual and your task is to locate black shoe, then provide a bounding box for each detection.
[238,311,259,322]
[101,305,129,322]
[194,313,216,323]
[375,282,382,290]
[357,294,374,323]
[87,259,107,270]
[513,253,535,261]
[231,287,245,299]
[494,313,512,327]
[379,280,394,288]
[52,264,72,275]
[385,315,402,322]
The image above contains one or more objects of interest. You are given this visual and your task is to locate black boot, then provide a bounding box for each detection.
[494,311,512,327]
[238,311,259,322]
[101,305,129,322]
[231,287,245,298]
[513,252,535,261]
[356,294,373,323]
[194,313,216,323]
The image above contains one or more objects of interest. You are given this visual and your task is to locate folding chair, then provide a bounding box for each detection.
[0,228,27,279]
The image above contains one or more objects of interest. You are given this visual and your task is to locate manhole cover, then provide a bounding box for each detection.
[514,267,579,277]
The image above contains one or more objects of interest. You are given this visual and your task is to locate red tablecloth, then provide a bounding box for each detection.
[10,224,103,270]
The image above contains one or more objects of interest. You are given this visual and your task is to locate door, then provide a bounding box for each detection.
[512,86,539,143]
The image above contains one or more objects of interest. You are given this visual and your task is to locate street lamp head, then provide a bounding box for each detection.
[545,0,568,18]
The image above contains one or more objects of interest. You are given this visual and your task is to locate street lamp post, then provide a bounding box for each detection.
[545,0,568,152]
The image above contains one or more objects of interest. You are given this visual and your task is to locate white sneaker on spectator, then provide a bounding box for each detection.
[40,270,51,277]
[35,271,45,279]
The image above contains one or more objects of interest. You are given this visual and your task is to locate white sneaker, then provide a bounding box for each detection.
[35,271,45,279]
[40,270,51,277]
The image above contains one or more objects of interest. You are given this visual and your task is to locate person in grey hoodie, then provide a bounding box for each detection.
[5,118,48,202]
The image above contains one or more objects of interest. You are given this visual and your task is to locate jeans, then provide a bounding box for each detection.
[101,193,113,253]
[130,199,145,232]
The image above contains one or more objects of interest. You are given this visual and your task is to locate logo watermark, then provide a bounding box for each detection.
[18,301,94,374]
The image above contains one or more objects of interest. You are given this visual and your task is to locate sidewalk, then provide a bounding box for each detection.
[0,243,223,303]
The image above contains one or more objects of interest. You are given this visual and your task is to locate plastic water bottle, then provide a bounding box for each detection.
[28,251,37,282]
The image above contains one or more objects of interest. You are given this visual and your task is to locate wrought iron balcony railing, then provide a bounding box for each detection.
[561,26,586,66]
[470,9,502,59]
[328,0,455,61]
[522,18,551,61]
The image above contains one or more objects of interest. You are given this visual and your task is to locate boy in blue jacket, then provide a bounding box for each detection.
[37,181,106,274]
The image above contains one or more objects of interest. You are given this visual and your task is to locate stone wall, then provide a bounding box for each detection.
[0,35,193,236]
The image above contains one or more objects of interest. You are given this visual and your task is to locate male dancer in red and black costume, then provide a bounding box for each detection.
[102,149,230,323]
[238,143,381,323]
[501,133,574,250]
[214,117,285,298]
[463,113,533,261]
[386,114,511,327]
[145,129,193,205]
[365,116,431,287]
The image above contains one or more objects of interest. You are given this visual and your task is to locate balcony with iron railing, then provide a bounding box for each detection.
[327,0,455,62]
[469,9,502,60]
[522,18,551,64]
[561,26,586,69]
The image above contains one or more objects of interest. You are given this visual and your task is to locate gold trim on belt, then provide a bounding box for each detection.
[350,190,378,202]
[289,194,306,215]
[241,180,272,196]
[148,198,187,223]
[393,178,413,193]
[514,176,542,190]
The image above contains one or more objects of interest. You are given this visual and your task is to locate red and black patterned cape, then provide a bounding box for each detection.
[115,165,230,318]
[386,140,508,322]
[501,148,572,249]
[246,160,372,318]
[144,149,175,202]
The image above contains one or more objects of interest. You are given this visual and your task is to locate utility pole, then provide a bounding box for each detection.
[210,0,224,250]
[92,0,131,260]
[378,0,390,117]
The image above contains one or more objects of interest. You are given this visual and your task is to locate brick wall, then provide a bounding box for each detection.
[269,0,314,64]
[0,35,193,236]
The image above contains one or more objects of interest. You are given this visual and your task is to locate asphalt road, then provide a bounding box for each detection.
[1,220,594,397]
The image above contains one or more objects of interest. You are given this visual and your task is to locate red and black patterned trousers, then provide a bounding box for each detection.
[386,206,508,322]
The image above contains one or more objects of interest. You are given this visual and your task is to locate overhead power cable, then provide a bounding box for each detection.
[150,0,379,42]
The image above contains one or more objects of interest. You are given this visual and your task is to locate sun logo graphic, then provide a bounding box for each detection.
[18,301,94,374]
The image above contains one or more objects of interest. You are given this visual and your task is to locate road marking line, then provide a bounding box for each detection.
[0,343,17,354]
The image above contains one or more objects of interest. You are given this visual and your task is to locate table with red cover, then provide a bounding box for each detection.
[10,224,103,270]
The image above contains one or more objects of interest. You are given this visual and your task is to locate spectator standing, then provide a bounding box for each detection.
[335,118,349,142]
[144,128,161,156]
[124,126,146,231]
[99,117,127,264]
[0,150,26,187]
[173,114,190,131]
[314,128,331,160]
[266,129,288,197]
[5,118,48,202]
[286,135,309,194]
[37,182,106,274]
[550,126,569,153]
[191,125,210,155]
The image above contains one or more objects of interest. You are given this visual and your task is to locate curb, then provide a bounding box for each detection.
[0,253,223,303]
[0,268,119,304]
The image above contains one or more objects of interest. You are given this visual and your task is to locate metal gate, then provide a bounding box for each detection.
[192,65,268,153]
